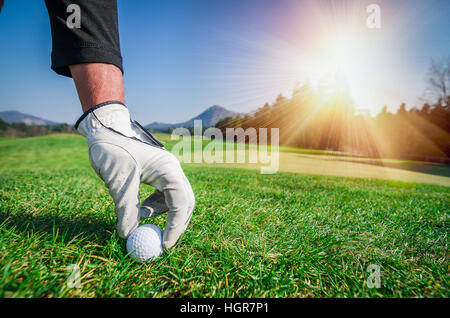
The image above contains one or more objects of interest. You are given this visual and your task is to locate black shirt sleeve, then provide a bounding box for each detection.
[44,0,123,77]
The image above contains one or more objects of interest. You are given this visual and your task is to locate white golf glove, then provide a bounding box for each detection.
[76,102,195,249]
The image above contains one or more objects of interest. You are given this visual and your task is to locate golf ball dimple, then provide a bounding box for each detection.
[126,224,163,262]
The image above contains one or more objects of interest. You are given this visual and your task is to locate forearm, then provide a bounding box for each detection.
[70,63,125,112]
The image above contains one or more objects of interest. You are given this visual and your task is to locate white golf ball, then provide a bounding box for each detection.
[126,224,163,262]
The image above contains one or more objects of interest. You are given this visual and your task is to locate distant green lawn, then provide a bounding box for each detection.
[0,134,448,297]
[152,133,450,186]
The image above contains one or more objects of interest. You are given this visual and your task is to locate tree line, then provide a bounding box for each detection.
[0,118,76,137]
[216,59,450,163]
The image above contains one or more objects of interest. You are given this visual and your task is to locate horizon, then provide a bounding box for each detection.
[0,0,449,124]
[0,104,237,126]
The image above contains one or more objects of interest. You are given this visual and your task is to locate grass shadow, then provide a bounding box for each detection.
[0,209,115,245]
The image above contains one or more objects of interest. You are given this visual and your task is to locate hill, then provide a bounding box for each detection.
[0,110,60,126]
[146,105,241,131]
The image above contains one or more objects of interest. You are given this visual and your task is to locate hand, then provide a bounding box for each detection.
[76,102,195,249]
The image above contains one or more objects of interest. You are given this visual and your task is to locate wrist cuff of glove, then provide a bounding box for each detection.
[74,100,127,129]
[74,101,163,148]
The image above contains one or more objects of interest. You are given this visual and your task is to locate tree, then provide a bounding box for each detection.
[0,118,8,131]
[273,93,287,107]
[397,103,407,115]
[425,58,450,107]
[421,103,431,115]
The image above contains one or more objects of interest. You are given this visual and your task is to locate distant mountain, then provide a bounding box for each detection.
[145,105,242,131]
[0,110,60,126]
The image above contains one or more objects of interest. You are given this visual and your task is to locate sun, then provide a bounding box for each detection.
[328,33,358,73]
[278,4,395,115]
[290,28,367,87]
[316,29,366,80]
[293,26,383,113]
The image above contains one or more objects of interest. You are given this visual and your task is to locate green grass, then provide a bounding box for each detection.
[0,134,449,297]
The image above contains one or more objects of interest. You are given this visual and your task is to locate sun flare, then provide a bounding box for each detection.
[285,8,393,115]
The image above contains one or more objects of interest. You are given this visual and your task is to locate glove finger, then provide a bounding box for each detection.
[139,189,169,219]
[89,142,142,239]
[181,173,195,229]
[162,173,195,249]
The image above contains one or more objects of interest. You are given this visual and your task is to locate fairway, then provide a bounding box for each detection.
[0,134,449,297]
[155,133,450,187]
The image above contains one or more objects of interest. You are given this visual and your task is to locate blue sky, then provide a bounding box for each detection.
[0,0,449,124]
